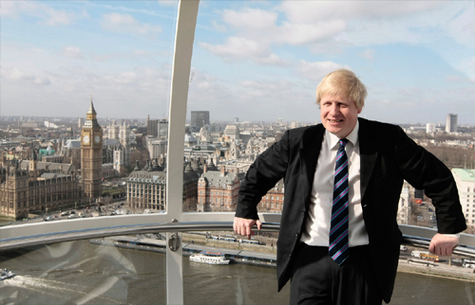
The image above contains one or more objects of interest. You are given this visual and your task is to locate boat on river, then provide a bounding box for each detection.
[0,269,15,281]
[189,252,230,265]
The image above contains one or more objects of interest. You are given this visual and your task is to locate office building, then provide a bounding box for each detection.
[446,113,458,133]
[426,123,436,133]
[147,115,158,137]
[191,111,210,129]
[147,116,168,139]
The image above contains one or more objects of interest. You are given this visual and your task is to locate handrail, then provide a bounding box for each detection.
[0,212,280,251]
[1,217,474,258]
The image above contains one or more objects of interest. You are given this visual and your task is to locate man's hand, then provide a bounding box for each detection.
[429,233,459,256]
[233,217,262,239]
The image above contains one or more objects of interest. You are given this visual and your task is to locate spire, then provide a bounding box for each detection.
[83,97,100,128]
[88,96,97,115]
[31,148,38,161]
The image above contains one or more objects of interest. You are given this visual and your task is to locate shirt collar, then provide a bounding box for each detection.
[326,120,359,150]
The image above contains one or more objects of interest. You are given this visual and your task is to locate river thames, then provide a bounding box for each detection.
[0,239,474,304]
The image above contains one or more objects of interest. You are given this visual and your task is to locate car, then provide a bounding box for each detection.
[43,216,54,221]
[60,211,69,216]
[68,214,78,219]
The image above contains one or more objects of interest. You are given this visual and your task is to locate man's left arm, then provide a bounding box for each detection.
[393,126,466,253]
[429,233,459,256]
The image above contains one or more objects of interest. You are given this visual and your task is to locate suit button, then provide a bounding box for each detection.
[295,233,299,237]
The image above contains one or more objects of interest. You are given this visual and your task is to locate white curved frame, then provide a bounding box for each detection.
[1,1,475,304]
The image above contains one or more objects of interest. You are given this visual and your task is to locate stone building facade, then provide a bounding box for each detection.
[0,157,81,220]
[256,179,285,213]
[126,159,201,212]
[197,164,242,212]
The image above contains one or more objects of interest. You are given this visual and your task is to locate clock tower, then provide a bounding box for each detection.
[81,99,103,200]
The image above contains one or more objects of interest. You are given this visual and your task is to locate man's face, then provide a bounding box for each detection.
[320,95,361,138]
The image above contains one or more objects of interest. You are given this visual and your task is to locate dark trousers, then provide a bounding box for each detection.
[290,244,383,305]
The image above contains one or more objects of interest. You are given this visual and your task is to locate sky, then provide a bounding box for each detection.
[1,0,475,125]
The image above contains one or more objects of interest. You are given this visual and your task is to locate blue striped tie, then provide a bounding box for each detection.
[329,138,349,265]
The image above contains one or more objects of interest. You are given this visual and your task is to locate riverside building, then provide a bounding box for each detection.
[452,168,475,230]
[0,154,80,220]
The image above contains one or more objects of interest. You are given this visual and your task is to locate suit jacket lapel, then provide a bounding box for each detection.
[297,120,377,206]
[299,125,325,209]
[358,118,378,200]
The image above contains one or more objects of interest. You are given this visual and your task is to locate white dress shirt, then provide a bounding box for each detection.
[301,122,370,247]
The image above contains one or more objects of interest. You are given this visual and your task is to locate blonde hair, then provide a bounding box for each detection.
[316,69,367,110]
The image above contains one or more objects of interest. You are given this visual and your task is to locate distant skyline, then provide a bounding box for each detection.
[1,1,474,125]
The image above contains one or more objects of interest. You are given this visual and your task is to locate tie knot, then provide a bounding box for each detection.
[339,138,348,148]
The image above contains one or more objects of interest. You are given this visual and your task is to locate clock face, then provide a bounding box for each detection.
[82,135,90,144]
[94,135,101,143]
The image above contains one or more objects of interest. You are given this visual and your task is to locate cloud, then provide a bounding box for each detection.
[201,0,458,67]
[102,13,162,37]
[298,61,349,82]
[105,72,139,85]
[4,68,51,86]
[60,46,84,59]
[188,71,231,102]
[187,70,318,122]
[90,50,166,63]
[222,8,277,31]
[446,75,463,83]
[461,56,475,82]
[279,1,444,23]
[239,79,293,98]
[200,37,286,66]
[276,21,346,46]
[359,49,375,61]
[43,7,77,26]
[199,8,285,65]
[5,65,172,118]
[0,1,38,17]
[202,6,343,65]
[1,1,85,26]
[212,21,227,33]
[433,1,475,48]
[203,2,432,65]
[157,0,178,7]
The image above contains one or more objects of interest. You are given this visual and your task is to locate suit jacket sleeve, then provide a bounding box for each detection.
[235,130,290,220]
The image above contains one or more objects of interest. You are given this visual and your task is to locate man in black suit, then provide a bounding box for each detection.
[234,69,466,304]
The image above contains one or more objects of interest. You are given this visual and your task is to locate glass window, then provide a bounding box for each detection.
[2,1,475,304]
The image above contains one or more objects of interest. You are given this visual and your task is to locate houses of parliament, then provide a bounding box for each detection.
[0,101,103,220]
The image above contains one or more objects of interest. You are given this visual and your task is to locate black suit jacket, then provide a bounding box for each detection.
[235,118,466,303]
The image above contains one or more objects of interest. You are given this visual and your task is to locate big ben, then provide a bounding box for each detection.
[81,99,102,199]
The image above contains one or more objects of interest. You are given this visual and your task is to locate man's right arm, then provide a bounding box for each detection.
[233,217,262,239]
[234,130,291,235]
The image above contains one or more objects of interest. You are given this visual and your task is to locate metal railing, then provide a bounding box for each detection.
[2,214,474,255]
[1,213,475,304]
